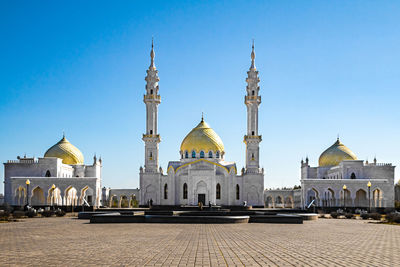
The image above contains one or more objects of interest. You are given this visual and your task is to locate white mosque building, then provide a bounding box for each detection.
[3,135,102,208]
[300,138,395,209]
[139,42,265,207]
[3,42,397,210]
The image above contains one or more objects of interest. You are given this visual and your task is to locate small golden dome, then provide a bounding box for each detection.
[44,135,84,165]
[319,138,357,167]
[180,119,224,154]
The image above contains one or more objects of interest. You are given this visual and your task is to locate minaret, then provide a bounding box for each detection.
[244,41,262,173]
[143,39,161,173]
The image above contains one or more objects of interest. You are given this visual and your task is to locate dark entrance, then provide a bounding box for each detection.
[198,194,205,205]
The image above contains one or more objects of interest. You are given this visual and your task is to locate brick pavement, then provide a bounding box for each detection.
[0,217,399,266]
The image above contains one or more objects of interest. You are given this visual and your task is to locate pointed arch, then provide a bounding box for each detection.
[31,186,45,206]
[164,184,168,200]
[355,189,367,207]
[183,183,188,199]
[216,183,221,200]
[265,196,273,208]
[15,186,26,206]
[373,188,383,208]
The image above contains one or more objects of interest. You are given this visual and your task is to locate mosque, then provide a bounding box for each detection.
[2,42,397,210]
[3,135,102,208]
[300,138,395,209]
[139,41,265,207]
[264,138,396,209]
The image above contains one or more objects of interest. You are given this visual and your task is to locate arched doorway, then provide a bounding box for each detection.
[355,189,367,207]
[373,189,383,208]
[284,196,293,208]
[120,195,129,208]
[47,186,62,206]
[80,186,94,206]
[340,189,352,207]
[306,188,319,207]
[326,188,335,207]
[265,196,273,208]
[65,187,78,206]
[130,194,138,208]
[15,186,26,206]
[196,181,207,205]
[31,187,45,206]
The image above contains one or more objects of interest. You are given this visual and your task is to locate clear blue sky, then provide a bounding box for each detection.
[1,1,399,193]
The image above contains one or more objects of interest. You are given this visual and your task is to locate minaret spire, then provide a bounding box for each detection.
[150,37,156,70]
[250,39,256,70]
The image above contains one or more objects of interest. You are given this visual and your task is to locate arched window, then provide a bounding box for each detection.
[236,184,240,200]
[200,151,205,158]
[185,151,188,158]
[150,130,153,134]
[208,151,213,158]
[216,151,220,158]
[183,183,188,199]
[164,184,168,199]
[45,170,51,177]
[192,151,196,158]
[149,152,153,160]
[150,89,153,94]
[252,131,255,135]
[216,183,221,199]
[252,90,255,96]
[251,153,255,160]
[351,173,356,179]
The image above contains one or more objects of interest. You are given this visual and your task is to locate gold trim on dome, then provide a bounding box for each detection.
[44,136,84,165]
[318,138,357,167]
[180,120,224,154]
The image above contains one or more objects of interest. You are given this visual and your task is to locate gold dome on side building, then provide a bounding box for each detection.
[180,118,224,154]
[318,138,357,167]
[44,135,84,165]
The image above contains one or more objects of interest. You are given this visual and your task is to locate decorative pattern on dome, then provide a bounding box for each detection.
[318,138,357,167]
[180,119,224,154]
[44,136,84,165]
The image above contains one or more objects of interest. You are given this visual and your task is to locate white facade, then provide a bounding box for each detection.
[4,155,102,207]
[140,43,264,207]
[301,157,395,209]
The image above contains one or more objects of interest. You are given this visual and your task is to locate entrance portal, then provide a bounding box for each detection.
[198,194,205,205]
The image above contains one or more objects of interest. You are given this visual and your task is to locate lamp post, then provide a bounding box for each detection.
[51,184,55,210]
[343,184,347,211]
[367,181,371,213]
[25,179,30,208]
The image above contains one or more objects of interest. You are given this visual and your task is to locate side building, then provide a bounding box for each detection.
[301,138,395,209]
[3,135,102,208]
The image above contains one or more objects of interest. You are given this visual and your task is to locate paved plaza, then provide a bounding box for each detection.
[0,217,399,266]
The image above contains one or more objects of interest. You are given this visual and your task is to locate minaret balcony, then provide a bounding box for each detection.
[143,94,161,103]
[243,135,262,144]
[142,134,161,143]
[244,95,261,105]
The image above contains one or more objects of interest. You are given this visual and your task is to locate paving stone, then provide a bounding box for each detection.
[0,218,399,266]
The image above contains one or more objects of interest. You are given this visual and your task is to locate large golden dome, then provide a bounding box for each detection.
[180,119,224,153]
[44,135,84,165]
[319,138,357,167]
